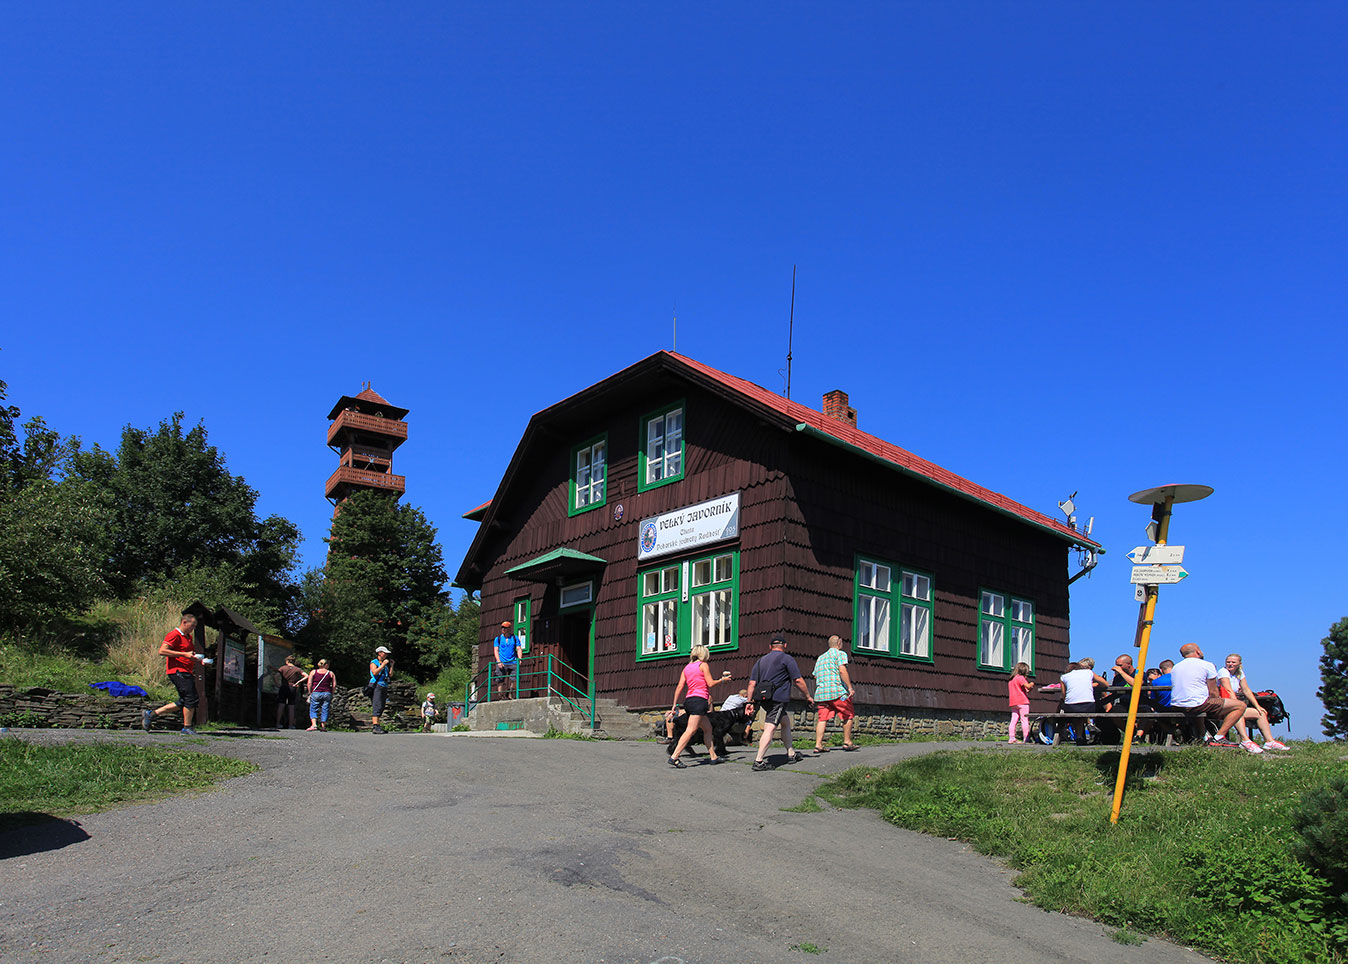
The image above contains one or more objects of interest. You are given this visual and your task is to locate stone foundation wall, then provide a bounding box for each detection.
[0,684,153,730]
[636,702,1003,741]
[0,680,420,731]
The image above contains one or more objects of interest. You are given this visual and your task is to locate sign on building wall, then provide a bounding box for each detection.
[638,491,740,561]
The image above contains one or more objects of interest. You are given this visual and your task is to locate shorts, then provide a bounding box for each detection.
[168,671,199,709]
[759,699,790,726]
[683,696,710,716]
[817,697,854,722]
[277,683,299,707]
[1184,697,1226,717]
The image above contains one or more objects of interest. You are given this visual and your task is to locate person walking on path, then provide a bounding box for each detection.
[274,655,308,729]
[493,620,523,700]
[421,692,438,732]
[369,646,393,734]
[1217,653,1288,750]
[667,646,735,768]
[305,659,336,731]
[143,613,210,735]
[813,634,856,753]
[1008,661,1034,743]
[746,635,814,771]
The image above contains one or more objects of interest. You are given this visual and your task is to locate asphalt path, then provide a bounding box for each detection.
[0,730,1211,964]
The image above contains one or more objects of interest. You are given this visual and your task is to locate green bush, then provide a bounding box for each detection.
[1292,775,1348,911]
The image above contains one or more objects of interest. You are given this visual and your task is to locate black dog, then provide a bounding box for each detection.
[665,706,752,757]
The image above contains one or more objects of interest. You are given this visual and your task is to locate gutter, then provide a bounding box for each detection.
[793,422,1106,553]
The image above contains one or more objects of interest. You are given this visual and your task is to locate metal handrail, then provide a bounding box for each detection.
[464,653,595,731]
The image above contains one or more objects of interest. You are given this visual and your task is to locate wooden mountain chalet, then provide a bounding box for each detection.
[454,351,1102,735]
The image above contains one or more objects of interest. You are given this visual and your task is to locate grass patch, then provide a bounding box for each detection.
[0,740,256,829]
[789,942,826,954]
[0,598,192,701]
[543,726,595,740]
[1111,928,1146,945]
[781,795,824,813]
[820,742,1347,964]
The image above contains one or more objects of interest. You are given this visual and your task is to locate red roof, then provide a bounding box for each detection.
[355,385,392,406]
[667,351,1098,548]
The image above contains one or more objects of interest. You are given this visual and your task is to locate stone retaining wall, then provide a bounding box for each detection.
[636,702,1003,741]
[0,684,153,730]
[0,679,420,731]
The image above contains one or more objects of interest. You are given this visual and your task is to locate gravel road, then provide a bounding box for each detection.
[0,730,1210,964]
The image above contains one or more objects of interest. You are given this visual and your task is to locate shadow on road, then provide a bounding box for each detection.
[0,814,91,859]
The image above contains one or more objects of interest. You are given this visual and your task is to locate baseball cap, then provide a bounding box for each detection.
[770,634,787,646]
[375,646,391,654]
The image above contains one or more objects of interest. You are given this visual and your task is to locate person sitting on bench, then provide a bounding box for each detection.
[1169,643,1259,753]
[1061,658,1110,747]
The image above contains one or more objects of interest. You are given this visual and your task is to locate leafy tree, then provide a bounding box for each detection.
[1318,616,1348,739]
[0,477,112,634]
[301,490,448,681]
[70,413,300,621]
[0,379,111,632]
[413,593,479,679]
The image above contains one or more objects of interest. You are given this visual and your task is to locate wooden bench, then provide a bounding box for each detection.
[1030,710,1208,746]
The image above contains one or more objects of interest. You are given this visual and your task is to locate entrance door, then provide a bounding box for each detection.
[557,609,592,699]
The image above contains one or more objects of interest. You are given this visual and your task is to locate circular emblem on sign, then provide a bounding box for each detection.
[614,503,624,522]
[640,521,658,553]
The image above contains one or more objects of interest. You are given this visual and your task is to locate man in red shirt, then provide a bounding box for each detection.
[142,614,208,734]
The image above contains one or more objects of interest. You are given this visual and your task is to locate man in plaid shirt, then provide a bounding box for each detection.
[813,634,857,752]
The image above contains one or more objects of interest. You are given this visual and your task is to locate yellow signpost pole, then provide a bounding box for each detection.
[1110,483,1212,825]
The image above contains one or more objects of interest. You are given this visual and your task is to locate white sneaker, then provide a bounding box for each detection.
[1240,739,1264,754]
[1263,739,1289,750]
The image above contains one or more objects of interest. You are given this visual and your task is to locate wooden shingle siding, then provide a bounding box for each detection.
[462,357,1082,716]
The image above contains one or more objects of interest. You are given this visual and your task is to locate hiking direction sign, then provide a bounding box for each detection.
[1130,565,1189,585]
[1127,545,1185,565]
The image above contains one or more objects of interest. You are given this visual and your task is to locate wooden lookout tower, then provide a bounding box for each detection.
[325,383,409,505]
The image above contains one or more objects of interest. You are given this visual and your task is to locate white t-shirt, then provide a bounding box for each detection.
[1062,668,1097,704]
[1216,668,1246,698]
[1170,657,1218,708]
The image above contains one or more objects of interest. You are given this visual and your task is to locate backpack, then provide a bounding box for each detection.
[1252,689,1288,727]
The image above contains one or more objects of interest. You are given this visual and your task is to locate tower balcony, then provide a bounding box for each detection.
[325,465,406,501]
[327,410,408,449]
[340,448,392,471]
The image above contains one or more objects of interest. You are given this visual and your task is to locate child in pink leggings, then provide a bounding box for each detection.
[1008,661,1033,743]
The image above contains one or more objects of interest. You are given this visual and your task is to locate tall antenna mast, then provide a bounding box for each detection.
[673,304,677,352]
[785,264,797,399]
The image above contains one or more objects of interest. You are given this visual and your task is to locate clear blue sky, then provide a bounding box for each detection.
[3,4,1344,736]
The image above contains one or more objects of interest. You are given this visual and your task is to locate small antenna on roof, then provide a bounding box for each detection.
[785,265,796,399]
[672,304,677,352]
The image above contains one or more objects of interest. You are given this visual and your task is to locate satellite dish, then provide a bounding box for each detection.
[1128,483,1214,506]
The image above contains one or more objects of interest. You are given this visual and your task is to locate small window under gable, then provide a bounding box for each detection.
[638,401,685,492]
[569,434,607,516]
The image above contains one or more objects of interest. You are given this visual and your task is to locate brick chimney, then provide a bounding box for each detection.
[822,390,857,429]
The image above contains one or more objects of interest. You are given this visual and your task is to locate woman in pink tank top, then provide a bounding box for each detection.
[668,645,735,768]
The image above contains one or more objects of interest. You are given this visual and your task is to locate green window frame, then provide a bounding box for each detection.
[513,596,532,654]
[636,549,739,659]
[978,589,1035,673]
[851,555,934,662]
[637,400,685,492]
[568,434,607,517]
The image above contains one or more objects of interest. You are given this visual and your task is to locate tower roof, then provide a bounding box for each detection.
[326,384,409,421]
